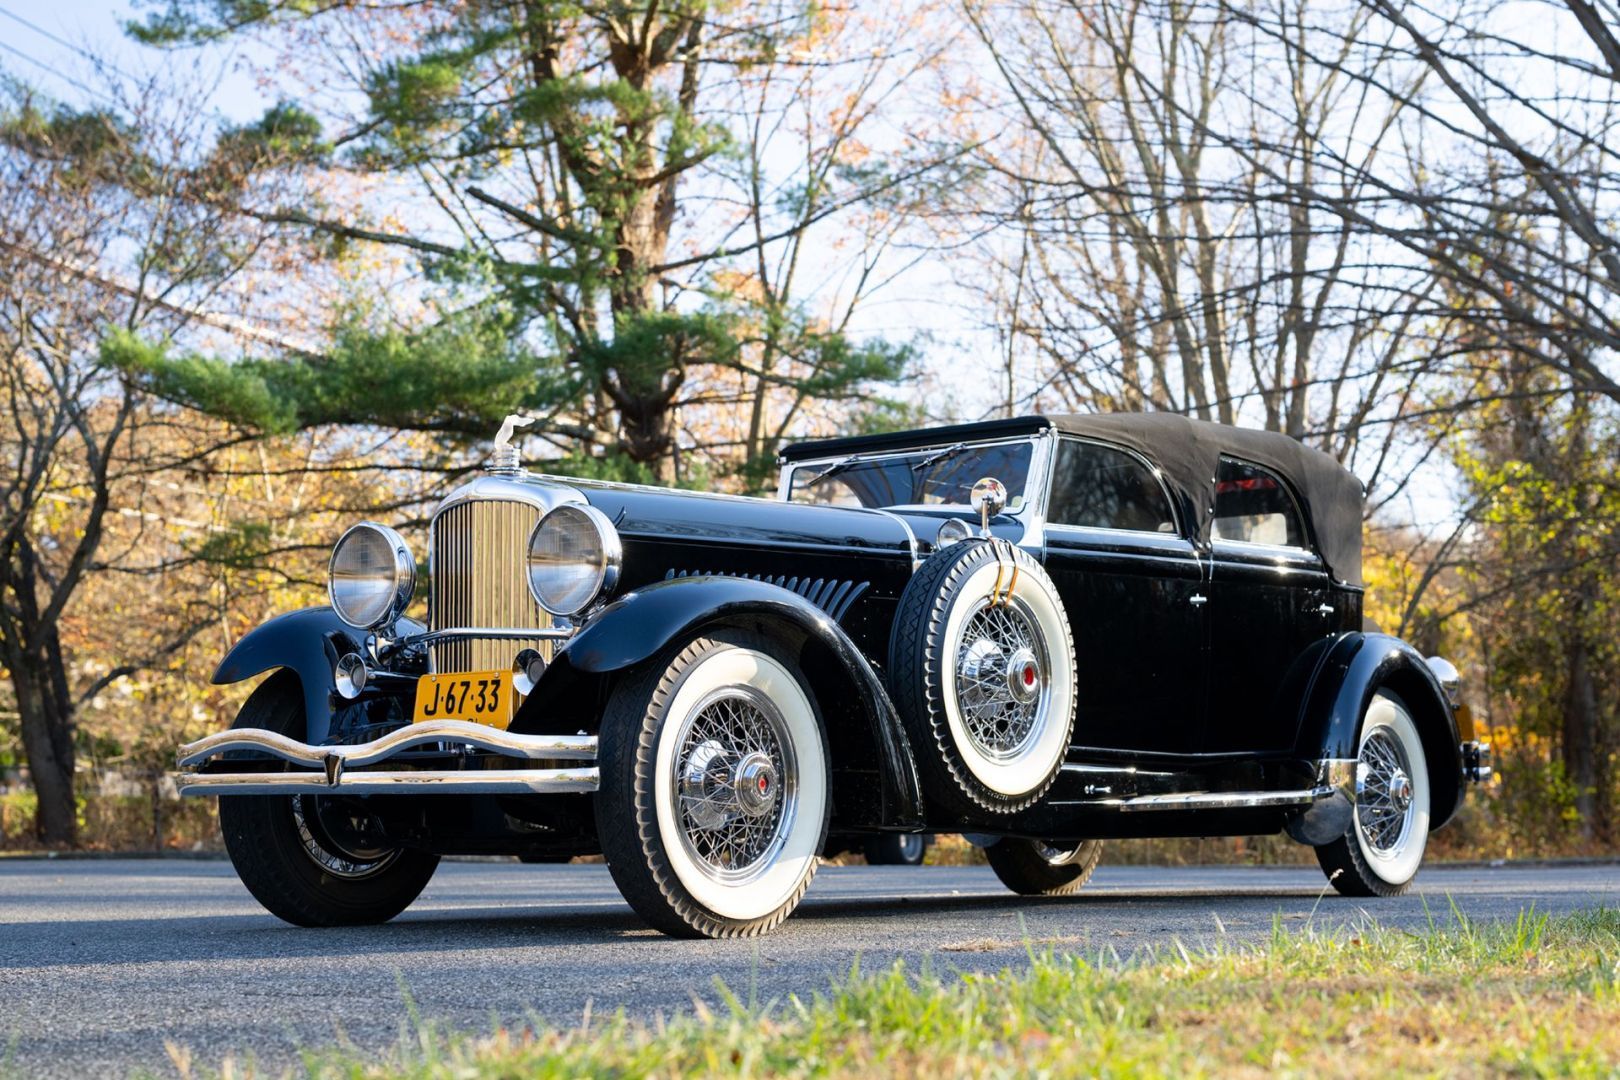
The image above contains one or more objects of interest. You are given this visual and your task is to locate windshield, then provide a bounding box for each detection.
[786,440,1036,510]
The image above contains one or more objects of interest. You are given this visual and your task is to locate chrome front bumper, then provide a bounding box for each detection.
[175,720,598,797]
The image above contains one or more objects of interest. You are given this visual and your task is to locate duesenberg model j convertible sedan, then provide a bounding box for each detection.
[177,413,1489,937]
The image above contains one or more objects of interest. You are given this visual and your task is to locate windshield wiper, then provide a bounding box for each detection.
[805,458,854,487]
[806,442,966,490]
[910,443,966,472]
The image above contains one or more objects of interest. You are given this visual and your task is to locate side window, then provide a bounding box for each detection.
[1212,458,1307,549]
[1048,440,1177,534]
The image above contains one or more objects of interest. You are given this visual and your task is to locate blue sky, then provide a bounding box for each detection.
[0,1,272,119]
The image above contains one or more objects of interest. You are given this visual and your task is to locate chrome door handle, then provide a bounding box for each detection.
[1308,603,1335,616]
[1189,593,1208,607]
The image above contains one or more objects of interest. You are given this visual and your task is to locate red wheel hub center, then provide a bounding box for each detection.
[1005,647,1042,704]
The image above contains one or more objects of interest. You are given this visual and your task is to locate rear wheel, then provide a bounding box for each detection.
[597,633,830,938]
[1315,691,1430,897]
[218,671,439,927]
[863,833,929,866]
[985,838,1102,896]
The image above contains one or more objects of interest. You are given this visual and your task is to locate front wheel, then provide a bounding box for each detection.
[985,838,1102,896]
[1315,690,1431,897]
[218,671,439,927]
[597,633,830,938]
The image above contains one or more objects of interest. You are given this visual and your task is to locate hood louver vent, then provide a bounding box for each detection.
[663,569,869,622]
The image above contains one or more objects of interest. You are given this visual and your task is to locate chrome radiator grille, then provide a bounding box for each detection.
[430,499,551,673]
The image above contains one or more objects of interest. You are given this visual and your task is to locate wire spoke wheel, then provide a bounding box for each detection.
[889,539,1076,815]
[670,688,797,886]
[954,597,1049,759]
[218,669,439,927]
[986,837,1103,896]
[1356,729,1415,856]
[596,634,829,938]
[290,796,400,880]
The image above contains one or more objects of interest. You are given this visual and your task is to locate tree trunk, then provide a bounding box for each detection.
[1562,618,1600,841]
[10,652,77,846]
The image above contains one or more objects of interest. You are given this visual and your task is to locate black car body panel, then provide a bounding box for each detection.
[575,484,918,660]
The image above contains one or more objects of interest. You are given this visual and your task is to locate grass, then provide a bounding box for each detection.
[165,904,1620,1080]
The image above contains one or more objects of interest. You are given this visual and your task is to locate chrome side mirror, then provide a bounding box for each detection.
[970,477,1007,536]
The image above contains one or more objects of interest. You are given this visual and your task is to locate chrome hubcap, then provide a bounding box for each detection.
[955,599,1050,758]
[1006,647,1042,705]
[672,688,797,883]
[1356,728,1416,855]
[1034,839,1085,866]
[733,752,779,818]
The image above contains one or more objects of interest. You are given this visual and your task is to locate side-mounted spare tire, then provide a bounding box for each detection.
[888,539,1076,815]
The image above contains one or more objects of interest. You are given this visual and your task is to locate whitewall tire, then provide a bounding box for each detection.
[597,632,829,937]
[889,540,1076,815]
[1315,690,1431,897]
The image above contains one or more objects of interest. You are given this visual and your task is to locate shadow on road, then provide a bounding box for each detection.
[0,884,1358,972]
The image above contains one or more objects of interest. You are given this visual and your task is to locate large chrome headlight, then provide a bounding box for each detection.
[328,522,415,630]
[527,504,620,616]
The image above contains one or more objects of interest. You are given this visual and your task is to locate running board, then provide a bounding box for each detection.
[1113,786,1335,812]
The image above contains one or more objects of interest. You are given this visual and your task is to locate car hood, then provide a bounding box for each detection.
[574,482,920,560]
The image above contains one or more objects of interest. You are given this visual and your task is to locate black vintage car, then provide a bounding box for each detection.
[177,413,1489,937]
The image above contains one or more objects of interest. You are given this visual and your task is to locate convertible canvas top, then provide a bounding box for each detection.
[782,412,1365,587]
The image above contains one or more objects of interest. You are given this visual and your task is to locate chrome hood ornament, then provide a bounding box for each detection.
[490,414,536,474]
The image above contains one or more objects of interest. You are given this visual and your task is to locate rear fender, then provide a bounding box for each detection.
[516,576,924,827]
[212,607,424,745]
[1293,632,1465,829]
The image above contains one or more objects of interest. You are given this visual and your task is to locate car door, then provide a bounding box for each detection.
[1203,456,1335,753]
[1041,437,1208,755]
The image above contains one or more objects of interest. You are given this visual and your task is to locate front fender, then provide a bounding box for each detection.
[212,607,424,745]
[1294,632,1465,829]
[521,576,924,826]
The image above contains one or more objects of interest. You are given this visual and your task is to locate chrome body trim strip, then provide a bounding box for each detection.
[178,721,597,769]
[1208,538,1322,565]
[869,508,921,571]
[176,767,599,797]
[1113,786,1336,812]
[409,626,576,647]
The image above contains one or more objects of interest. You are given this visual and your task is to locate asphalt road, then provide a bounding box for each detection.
[0,858,1614,1077]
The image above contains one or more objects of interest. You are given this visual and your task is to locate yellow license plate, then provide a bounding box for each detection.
[413,670,514,729]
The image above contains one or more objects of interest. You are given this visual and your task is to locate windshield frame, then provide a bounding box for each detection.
[776,433,1057,524]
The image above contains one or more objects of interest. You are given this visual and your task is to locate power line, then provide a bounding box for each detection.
[0,3,135,82]
[0,38,115,107]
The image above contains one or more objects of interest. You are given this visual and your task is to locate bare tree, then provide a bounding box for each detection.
[0,80,298,844]
[962,0,1459,490]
